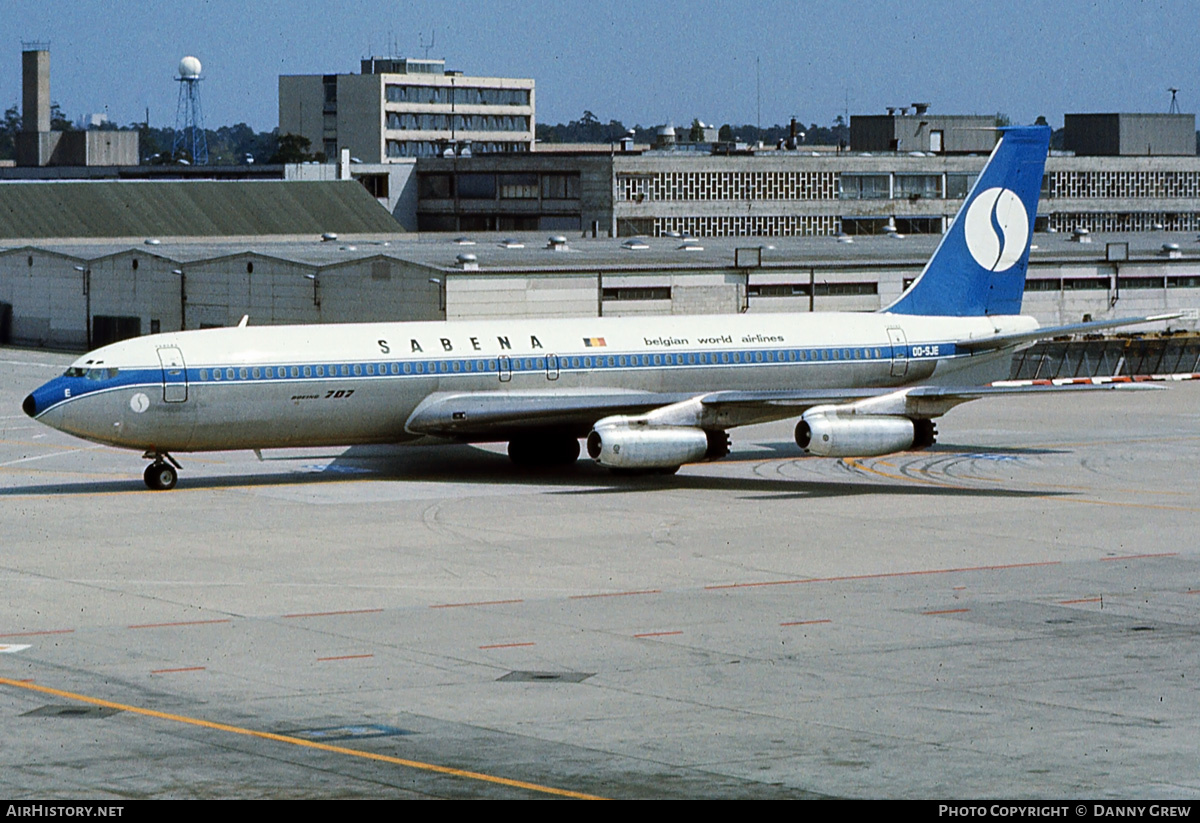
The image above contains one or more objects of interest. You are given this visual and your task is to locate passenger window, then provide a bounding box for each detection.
[252,368,261,379]
[227,368,236,380]
[239,368,248,379]
[200,369,209,380]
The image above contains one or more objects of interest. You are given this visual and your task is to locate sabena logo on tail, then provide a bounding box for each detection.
[963,187,1029,272]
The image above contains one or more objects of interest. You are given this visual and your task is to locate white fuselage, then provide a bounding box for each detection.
[27,311,1035,453]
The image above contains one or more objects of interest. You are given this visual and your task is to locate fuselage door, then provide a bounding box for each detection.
[157,346,189,402]
[546,354,560,381]
[887,327,909,378]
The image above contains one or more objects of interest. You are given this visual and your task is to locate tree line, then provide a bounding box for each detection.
[0,105,299,165]
[535,110,851,146]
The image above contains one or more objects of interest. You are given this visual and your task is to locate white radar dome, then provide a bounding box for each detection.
[178,56,202,79]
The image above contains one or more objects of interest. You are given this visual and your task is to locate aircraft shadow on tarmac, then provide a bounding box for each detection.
[0,440,1069,500]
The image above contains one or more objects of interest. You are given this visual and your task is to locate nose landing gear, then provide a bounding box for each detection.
[142,452,182,490]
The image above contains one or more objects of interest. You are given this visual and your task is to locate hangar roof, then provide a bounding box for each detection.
[0,180,400,239]
[6,230,1198,274]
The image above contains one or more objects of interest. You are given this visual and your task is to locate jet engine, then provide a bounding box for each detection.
[586,425,709,470]
[795,412,935,458]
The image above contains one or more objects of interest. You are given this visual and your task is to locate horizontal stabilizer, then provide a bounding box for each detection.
[955,312,1183,352]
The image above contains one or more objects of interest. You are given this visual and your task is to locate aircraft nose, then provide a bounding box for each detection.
[23,393,37,417]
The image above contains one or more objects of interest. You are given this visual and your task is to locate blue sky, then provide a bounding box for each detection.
[2,0,1197,132]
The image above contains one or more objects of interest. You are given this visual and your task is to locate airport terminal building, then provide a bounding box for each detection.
[414,112,1200,238]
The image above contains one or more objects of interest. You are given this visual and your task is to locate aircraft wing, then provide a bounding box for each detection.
[405,387,903,438]
[405,389,700,437]
[956,312,1182,352]
[405,382,1156,440]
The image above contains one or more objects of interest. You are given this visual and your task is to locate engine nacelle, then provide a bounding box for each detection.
[795,413,921,458]
[586,424,710,470]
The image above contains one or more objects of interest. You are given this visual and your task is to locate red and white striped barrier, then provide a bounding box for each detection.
[993,373,1200,387]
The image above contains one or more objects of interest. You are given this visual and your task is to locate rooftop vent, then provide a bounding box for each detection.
[546,235,569,251]
[1071,227,1092,243]
[621,238,649,250]
[454,236,475,246]
[499,239,524,249]
[321,232,338,242]
[456,252,479,270]
[1160,242,1182,258]
[912,102,930,115]
[678,240,704,251]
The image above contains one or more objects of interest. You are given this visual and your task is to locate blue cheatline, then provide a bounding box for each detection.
[885,125,1051,318]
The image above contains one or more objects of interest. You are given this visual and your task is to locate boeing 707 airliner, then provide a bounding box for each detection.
[22,126,1171,489]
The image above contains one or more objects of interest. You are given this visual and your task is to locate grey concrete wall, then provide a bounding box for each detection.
[278,76,324,154]
[447,273,598,319]
[1066,114,1197,157]
[337,75,385,164]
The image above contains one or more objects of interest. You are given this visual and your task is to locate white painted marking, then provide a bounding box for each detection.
[0,360,61,369]
[0,447,88,468]
[130,393,150,414]
[0,644,31,653]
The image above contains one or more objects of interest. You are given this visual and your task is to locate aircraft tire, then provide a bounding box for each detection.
[144,462,178,491]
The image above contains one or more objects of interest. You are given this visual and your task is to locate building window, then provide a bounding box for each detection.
[357,174,390,198]
[1024,279,1061,292]
[894,174,942,200]
[456,173,497,199]
[602,287,671,301]
[498,173,538,199]
[1063,278,1109,290]
[418,174,453,199]
[840,174,889,200]
[541,173,580,199]
[748,284,811,297]
[813,282,878,296]
[1120,277,1165,289]
[946,173,977,199]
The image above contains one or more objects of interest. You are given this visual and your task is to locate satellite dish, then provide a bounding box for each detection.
[178,56,202,79]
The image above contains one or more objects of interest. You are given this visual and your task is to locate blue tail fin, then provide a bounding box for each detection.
[885,125,1050,317]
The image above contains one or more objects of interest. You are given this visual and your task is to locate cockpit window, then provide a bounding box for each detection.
[66,367,119,380]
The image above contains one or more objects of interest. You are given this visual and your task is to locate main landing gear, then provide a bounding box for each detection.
[142,451,182,490]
